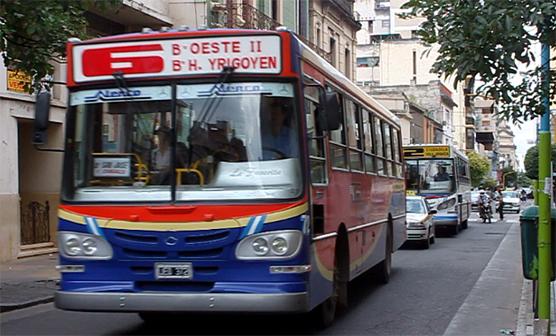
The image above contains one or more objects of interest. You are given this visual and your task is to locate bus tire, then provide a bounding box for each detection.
[374,221,392,284]
[452,224,459,236]
[313,228,349,328]
[461,219,468,230]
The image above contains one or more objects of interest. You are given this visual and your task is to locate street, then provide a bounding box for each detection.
[1,212,521,336]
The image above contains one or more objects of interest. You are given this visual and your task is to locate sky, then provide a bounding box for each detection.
[511,120,537,171]
[508,39,542,172]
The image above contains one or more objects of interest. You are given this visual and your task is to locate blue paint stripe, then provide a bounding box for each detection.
[253,215,267,234]
[239,216,257,240]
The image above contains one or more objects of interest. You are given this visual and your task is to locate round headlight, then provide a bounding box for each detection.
[252,237,269,256]
[66,237,81,256]
[81,238,98,255]
[271,237,289,255]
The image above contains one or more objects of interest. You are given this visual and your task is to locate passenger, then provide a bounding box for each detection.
[433,166,450,181]
[261,99,297,159]
[152,126,172,184]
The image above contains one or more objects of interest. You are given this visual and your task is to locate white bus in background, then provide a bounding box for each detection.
[403,145,471,235]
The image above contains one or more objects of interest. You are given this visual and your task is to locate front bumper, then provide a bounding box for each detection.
[503,204,520,212]
[406,228,428,241]
[432,215,458,228]
[55,290,309,313]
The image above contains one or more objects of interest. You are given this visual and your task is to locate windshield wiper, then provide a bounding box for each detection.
[196,66,235,125]
[112,71,130,96]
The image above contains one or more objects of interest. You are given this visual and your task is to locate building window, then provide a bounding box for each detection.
[356,56,379,67]
[381,19,390,28]
[367,20,374,33]
[345,48,351,78]
[316,28,321,48]
[329,34,336,67]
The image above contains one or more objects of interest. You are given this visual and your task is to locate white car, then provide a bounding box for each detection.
[406,196,437,249]
[500,191,521,213]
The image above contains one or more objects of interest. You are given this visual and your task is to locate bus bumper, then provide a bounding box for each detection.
[432,215,458,229]
[55,291,309,313]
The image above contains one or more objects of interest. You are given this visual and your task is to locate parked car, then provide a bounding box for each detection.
[406,196,436,249]
[500,191,521,213]
[470,191,480,211]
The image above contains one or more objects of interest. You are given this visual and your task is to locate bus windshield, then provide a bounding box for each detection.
[406,159,456,195]
[65,82,302,202]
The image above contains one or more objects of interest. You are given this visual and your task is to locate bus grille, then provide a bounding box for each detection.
[107,228,235,260]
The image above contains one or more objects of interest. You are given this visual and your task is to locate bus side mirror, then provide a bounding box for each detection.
[320,91,341,131]
[33,91,51,145]
[457,194,463,203]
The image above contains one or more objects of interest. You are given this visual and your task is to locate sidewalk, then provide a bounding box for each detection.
[0,225,553,336]
[0,253,59,313]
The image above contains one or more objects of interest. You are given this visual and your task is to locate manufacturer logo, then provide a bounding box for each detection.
[84,89,149,103]
[198,84,272,97]
[165,236,179,246]
[81,44,164,77]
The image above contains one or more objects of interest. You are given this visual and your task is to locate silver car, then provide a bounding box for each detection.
[406,196,437,249]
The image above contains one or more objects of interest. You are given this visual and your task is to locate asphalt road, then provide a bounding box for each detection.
[1,212,520,336]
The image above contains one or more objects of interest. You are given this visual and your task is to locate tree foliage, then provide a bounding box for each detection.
[0,0,122,92]
[523,144,556,180]
[516,171,532,188]
[468,151,491,187]
[502,167,517,187]
[401,0,556,123]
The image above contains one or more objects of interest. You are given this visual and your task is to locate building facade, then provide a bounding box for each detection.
[354,0,474,152]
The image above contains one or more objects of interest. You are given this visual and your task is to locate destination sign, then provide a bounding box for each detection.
[72,35,282,83]
[403,146,451,158]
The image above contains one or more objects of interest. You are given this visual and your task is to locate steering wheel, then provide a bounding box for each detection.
[262,147,287,160]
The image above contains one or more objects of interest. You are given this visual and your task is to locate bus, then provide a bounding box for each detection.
[403,144,471,235]
[35,27,406,326]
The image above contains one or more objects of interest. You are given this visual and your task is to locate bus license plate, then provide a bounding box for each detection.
[155,263,193,279]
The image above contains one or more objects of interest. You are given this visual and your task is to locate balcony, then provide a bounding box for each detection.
[208,3,332,63]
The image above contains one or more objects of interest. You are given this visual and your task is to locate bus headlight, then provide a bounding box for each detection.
[236,230,303,260]
[437,198,456,210]
[58,232,113,260]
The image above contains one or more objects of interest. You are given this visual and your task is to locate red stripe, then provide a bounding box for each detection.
[60,199,307,223]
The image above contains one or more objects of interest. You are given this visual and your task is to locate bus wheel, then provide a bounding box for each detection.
[313,232,348,328]
[452,224,460,236]
[461,220,468,230]
[374,223,392,284]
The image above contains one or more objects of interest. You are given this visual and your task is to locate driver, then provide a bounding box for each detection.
[262,99,298,159]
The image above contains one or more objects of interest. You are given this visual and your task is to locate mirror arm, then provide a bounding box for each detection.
[33,144,64,153]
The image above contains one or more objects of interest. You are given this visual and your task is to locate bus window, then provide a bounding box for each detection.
[407,159,455,194]
[346,100,363,171]
[382,121,393,176]
[305,86,326,184]
[391,127,402,178]
[362,109,375,173]
[329,93,347,169]
[374,116,385,175]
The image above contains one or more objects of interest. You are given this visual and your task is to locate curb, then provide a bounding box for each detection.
[0,296,54,313]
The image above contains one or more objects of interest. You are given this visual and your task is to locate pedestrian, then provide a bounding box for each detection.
[495,186,504,220]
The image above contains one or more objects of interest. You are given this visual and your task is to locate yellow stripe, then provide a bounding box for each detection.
[58,203,308,231]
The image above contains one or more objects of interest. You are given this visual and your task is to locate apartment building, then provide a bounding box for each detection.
[354,0,474,152]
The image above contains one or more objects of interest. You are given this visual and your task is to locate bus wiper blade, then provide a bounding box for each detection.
[112,71,130,95]
[197,66,235,124]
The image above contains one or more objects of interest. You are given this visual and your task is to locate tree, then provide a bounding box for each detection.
[516,172,532,188]
[468,151,491,187]
[523,144,556,180]
[0,0,121,92]
[501,167,517,188]
[401,0,556,123]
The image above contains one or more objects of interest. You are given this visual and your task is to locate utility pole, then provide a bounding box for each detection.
[537,41,552,332]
